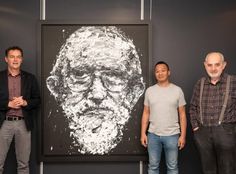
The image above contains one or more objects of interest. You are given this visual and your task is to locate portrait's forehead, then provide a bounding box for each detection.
[63,26,136,60]
[68,47,128,67]
[69,58,128,72]
[58,26,139,71]
[53,26,143,77]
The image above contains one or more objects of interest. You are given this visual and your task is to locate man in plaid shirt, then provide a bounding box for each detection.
[189,52,236,174]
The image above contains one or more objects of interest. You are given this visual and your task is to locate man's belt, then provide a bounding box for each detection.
[5,116,24,121]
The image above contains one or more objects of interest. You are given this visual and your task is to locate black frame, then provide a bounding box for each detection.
[38,21,151,162]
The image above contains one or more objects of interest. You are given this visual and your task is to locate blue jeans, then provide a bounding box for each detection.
[147,132,179,174]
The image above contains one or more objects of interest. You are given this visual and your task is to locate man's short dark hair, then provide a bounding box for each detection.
[5,46,23,57]
[155,61,169,70]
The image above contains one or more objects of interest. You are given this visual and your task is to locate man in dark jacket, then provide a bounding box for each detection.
[0,46,40,174]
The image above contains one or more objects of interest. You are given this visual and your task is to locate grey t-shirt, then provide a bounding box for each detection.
[144,83,186,136]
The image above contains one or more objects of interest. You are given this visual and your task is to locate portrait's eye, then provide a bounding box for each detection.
[73,70,90,80]
[102,73,128,92]
[66,70,92,92]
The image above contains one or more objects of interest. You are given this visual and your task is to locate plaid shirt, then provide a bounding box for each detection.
[189,73,236,129]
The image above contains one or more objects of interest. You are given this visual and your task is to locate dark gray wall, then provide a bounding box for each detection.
[0,0,236,174]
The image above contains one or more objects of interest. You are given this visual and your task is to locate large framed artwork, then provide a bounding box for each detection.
[39,21,151,161]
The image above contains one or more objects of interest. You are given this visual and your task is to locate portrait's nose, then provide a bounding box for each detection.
[87,76,107,105]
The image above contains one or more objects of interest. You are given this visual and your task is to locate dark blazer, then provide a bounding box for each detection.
[0,70,40,131]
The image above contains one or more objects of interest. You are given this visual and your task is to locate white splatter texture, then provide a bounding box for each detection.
[46,26,145,154]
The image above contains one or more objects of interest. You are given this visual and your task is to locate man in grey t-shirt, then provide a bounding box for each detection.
[141,61,187,174]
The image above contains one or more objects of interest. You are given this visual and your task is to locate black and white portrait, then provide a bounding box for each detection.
[41,23,149,160]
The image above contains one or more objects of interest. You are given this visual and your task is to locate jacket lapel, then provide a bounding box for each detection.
[3,70,9,98]
[21,71,26,97]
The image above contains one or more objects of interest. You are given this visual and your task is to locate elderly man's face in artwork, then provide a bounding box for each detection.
[46,26,145,154]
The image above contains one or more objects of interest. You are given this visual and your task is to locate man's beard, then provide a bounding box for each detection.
[207,71,222,79]
[61,97,131,155]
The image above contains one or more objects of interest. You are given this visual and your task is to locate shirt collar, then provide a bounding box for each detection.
[8,70,21,77]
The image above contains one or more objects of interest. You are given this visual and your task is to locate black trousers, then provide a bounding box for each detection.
[194,123,236,174]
